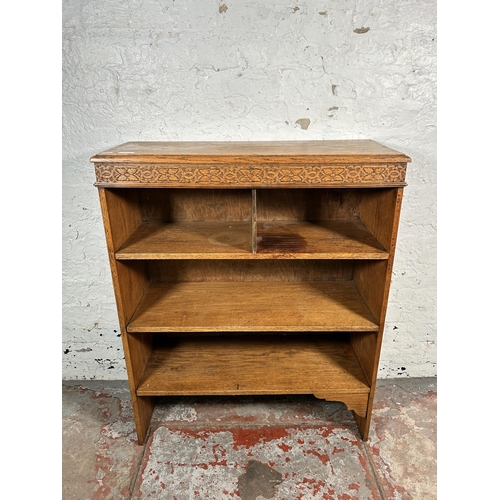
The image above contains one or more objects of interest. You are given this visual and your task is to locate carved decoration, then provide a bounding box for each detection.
[94,163,406,186]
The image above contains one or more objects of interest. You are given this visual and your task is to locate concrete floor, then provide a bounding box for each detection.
[62,378,436,499]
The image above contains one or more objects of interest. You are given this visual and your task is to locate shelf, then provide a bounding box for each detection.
[136,335,371,397]
[116,221,252,259]
[256,220,388,259]
[115,219,388,260]
[127,281,379,332]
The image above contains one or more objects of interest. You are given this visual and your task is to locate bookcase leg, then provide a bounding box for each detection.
[131,395,155,445]
[353,410,372,441]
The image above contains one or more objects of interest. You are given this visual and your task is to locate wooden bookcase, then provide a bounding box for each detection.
[91,140,410,444]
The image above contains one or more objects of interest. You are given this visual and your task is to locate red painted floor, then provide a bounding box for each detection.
[62,378,436,499]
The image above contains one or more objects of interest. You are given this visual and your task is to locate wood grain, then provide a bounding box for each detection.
[136,335,370,400]
[252,189,257,253]
[147,259,354,283]
[349,332,378,385]
[114,219,388,260]
[91,140,411,164]
[91,141,409,188]
[98,189,154,444]
[256,220,388,259]
[127,281,379,333]
[351,187,405,440]
[256,189,361,221]
[359,188,399,251]
[115,221,252,259]
[140,188,252,222]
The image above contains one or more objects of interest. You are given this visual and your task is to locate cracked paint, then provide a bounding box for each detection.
[63,379,436,499]
[135,426,381,499]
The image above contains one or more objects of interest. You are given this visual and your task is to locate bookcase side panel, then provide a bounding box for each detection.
[98,188,154,444]
[351,187,405,440]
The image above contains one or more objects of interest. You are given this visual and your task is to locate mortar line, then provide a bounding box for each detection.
[361,440,388,500]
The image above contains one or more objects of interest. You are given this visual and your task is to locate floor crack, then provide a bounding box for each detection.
[127,428,152,499]
[361,439,388,500]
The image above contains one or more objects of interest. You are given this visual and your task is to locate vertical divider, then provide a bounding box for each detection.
[252,189,257,254]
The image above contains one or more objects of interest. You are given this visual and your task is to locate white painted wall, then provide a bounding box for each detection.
[62,0,436,380]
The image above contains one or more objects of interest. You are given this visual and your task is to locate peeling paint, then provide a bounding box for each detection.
[295,118,310,130]
[328,106,339,118]
[137,426,380,498]
[63,379,436,498]
[354,27,371,34]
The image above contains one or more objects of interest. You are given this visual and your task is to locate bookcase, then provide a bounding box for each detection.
[91,140,410,443]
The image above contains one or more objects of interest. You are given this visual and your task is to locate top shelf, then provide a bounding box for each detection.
[115,219,389,260]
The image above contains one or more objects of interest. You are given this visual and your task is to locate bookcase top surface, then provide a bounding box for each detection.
[91,140,411,164]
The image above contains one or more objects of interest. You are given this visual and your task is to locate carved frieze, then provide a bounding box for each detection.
[94,163,406,187]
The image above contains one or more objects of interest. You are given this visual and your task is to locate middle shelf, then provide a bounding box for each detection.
[127,280,379,333]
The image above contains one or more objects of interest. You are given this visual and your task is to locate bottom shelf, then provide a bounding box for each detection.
[136,335,370,414]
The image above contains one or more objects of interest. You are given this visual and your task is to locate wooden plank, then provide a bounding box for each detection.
[354,188,404,324]
[115,219,388,260]
[252,189,257,254]
[136,335,370,397]
[359,188,399,251]
[352,187,405,440]
[257,189,361,221]
[127,281,379,333]
[91,140,412,164]
[116,221,252,259]
[140,189,252,222]
[98,188,154,444]
[148,260,353,283]
[350,332,378,385]
[256,220,388,259]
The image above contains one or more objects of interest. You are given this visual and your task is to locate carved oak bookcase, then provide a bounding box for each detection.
[91,140,410,444]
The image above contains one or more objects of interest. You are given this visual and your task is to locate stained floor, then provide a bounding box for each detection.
[62,378,436,499]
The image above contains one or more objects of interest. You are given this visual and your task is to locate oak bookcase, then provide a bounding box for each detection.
[91,140,410,444]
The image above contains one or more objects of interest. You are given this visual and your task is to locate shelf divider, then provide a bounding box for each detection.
[252,188,257,254]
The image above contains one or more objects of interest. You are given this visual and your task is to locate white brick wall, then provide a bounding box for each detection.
[62,0,436,380]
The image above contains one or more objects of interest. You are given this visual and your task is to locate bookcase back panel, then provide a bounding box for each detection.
[257,189,362,221]
[140,189,252,222]
[146,259,354,282]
